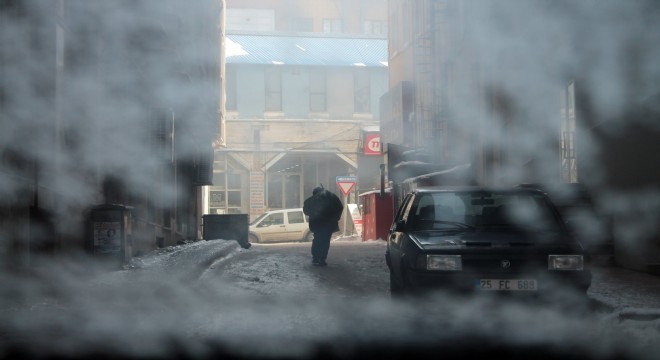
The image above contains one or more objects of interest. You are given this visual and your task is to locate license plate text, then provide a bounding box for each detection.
[477,279,537,291]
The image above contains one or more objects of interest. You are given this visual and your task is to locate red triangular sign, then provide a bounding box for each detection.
[337,182,356,196]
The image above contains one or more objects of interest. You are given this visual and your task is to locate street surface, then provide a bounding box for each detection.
[2,238,660,360]
[199,239,389,300]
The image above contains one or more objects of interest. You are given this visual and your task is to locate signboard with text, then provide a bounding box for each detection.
[364,133,381,155]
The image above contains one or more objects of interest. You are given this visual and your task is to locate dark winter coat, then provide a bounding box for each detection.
[303,189,343,233]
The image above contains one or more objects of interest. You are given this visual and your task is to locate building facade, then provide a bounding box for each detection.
[226,0,388,35]
[208,0,389,223]
[384,0,660,272]
[0,0,220,269]
[208,34,388,221]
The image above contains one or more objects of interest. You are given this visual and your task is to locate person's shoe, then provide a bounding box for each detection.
[312,259,320,265]
[317,260,327,266]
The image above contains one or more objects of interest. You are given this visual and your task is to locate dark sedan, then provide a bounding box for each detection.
[385,187,592,295]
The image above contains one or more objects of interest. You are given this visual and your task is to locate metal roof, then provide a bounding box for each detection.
[226,34,388,67]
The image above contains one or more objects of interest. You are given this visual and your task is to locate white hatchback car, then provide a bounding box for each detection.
[248,208,314,243]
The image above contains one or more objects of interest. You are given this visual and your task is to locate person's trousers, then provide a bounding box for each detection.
[311,229,332,261]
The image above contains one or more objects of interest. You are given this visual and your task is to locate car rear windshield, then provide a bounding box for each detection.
[408,191,564,232]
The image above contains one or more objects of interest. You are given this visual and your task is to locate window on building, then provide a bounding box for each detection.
[354,69,371,113]
[292,17,313,32]
[560,81,578,183]
[267,174,283,208]
[284,174,301,208]
[267,155,302,210]
[265,67,282,111]
[226,9,275,32]
[323,18,343,33]
[253,129,261,147]
[363,20,388,35]
[150,109,174,163]
[210,154,248,214]
[267,173,301,209]
[309,69,327,112]
[226,66,237,111]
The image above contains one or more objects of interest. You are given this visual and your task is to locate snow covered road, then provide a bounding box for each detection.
[198,239,389,299]
[2,239,660,360]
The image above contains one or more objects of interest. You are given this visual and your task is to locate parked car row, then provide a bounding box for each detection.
[246,183,598,298]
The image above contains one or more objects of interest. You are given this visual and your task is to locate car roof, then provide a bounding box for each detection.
[266,208,304,212]
[411,186,547,195]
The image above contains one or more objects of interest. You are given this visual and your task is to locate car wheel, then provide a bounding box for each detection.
[249,234,259,244]
[303,231,314,242]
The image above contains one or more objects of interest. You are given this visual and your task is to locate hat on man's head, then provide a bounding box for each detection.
[312,184,324,195]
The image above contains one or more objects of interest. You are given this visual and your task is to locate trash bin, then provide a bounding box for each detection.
[202,214,250,248]
[87,204,133,267]
[359,190,393,241]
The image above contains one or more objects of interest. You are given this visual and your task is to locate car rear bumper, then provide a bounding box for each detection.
[404,269,592,293]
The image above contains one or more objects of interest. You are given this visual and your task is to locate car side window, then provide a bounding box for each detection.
[400,194,416,222]
[262,213,284,226]
[407,194,437,229]
[287,211,304,224]
[391,194,412,230]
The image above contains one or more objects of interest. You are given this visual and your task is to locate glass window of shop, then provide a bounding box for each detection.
[267,156,302,210]
[209,155,248,214]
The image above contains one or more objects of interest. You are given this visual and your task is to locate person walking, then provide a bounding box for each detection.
[303,185,344,266]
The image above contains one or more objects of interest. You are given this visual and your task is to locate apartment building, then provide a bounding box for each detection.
[208,0,389,221]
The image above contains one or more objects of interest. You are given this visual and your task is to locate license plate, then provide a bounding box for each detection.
[476,279,537,291]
